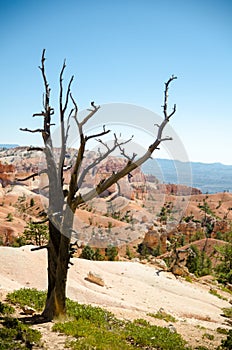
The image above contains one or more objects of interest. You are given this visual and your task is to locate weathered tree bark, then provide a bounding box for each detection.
[20,50,177,320]
[42,178,76,319]
[42,221,62,319]
[43,211,74,319]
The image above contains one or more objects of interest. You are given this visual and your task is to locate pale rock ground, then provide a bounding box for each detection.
[0,245,231,349]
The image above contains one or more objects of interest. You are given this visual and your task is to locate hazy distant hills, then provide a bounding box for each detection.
[0,144,19,149]
[142,158,232,194]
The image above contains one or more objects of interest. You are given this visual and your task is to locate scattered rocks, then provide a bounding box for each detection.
[85,271,105,287]
[167,323,177,333]
[21,305,36,315]
[225,283,232,292]
[171,264,190,277]
[150,258,168,271]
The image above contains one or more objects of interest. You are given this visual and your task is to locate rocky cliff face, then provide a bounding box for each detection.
[142,216,231,254]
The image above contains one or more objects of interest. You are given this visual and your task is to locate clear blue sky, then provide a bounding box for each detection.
[0,0,232,164]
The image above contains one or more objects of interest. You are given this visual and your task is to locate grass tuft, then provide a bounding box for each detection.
[202,333,214,340]
[147,310,177,323]
[216,327,228,335]
[209,288,228,301]
[221,307,232,319]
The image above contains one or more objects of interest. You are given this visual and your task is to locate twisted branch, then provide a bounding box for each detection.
[77,133,133,189]
[73,75,177,207]
[16,169,47,182]
[20,128,44,134]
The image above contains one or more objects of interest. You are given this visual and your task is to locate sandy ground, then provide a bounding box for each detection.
[0,245,231,349]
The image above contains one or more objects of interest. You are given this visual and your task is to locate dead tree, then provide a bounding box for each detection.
[20,49,177,320]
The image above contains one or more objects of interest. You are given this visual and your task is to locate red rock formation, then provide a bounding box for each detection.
[0,162,15,187]
[169,221,204,243]
[0,162,15,173]
[0,227,18,246]
[143,226,167,253]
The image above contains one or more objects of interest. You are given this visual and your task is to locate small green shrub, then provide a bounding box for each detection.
[6,212,13,222]
[184,275,193,283]
[202,333,214,340]
[148,310,176,323]
[94,248,104,261]
[21,222,49,246]
[80,246,104,261]
[219,329,232,349]
[215,243,232,285]
[209,289,228,301]
[137,242,150,257]
[0,301,15,315]
[217,327,228,335]
[195,325,206,330]
[54,317,189,350]
[0,317,41,349]
[54,299,189,350]
[54,319,129,350]
[12,235,28,247]
[6,288,46,311]
[124,320,187,350]
[133,318,150,327]
[5,289,190,350]
[152,243,161,257]
[219,285,232,295]
[1,291,42,349]
[221,307,232,319]
[126,245,133,260]
[186,244,212,277]
[80,245,95,260]
[105,245,118,261]
[65,298,123,330]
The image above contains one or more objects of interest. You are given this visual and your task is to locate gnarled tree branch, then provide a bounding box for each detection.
[77,133,134,189]
[73,75,177,208]
[58,59,74,189]
[20,128,44,133]
[27,147,44,152]
[16,169,47,182]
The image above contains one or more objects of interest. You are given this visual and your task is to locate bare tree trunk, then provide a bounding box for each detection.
[42,222,62,319]
[42,226,70,320]
[42,209,74,320]
[20,50,177,319]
